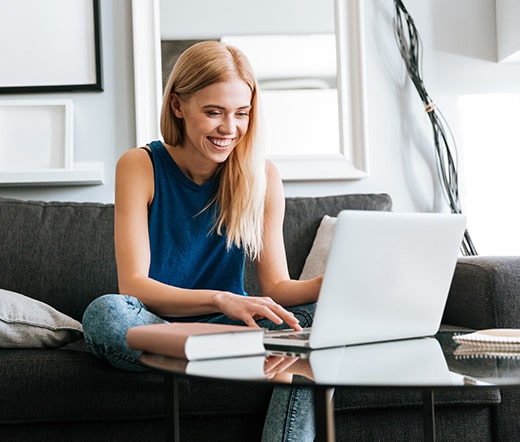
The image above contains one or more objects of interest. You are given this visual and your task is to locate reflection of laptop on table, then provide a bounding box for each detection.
[264,210,466,351]
[306,337,455,386]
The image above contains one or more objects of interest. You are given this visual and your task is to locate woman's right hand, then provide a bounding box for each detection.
[214,292,301,331]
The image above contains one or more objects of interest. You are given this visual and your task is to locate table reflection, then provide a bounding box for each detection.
[139,332,520,388]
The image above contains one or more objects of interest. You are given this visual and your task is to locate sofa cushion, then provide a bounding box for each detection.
[0,197,118,321]
[299,215,336,280]
[0,288,82,348]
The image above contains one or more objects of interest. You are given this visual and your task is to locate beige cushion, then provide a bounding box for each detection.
[0,288,83,348]
[299,215,337,280]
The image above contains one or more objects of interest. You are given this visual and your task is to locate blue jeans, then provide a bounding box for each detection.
[82,294,316,441]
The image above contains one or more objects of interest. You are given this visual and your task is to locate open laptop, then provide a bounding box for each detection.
[263,210,466,351]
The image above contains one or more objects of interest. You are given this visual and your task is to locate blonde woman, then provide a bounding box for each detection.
[83,41,322,441]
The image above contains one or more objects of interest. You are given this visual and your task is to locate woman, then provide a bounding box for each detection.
[83,41,321,441]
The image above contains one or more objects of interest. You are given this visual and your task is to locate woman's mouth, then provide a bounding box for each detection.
[208,137,234,148]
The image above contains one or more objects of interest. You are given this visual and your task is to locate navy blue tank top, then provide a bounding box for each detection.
[146,140,246,296]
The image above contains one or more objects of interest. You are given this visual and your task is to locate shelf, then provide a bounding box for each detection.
[0,162,104,187]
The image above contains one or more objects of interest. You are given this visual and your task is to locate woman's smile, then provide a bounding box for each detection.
[207,136,236,149]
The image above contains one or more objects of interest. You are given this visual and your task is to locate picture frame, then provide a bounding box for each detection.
[0,99,104,186]
[0,0,103,93]
[0,100,73,172]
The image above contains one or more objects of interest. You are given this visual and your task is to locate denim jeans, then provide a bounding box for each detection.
[82,294,316,441]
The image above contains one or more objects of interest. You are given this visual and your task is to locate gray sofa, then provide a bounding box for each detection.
[0,193,519,441]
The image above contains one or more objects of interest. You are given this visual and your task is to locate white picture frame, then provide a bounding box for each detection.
[131,0,368,181]
[0,99,104,186]
[0,100,73,171]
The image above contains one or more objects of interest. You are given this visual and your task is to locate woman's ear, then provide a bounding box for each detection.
[170,93,183,118]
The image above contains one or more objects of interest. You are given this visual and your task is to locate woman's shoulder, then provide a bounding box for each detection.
[116,146,154,177]
[115,147,155,204]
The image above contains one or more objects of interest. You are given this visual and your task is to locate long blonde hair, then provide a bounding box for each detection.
[160,41,266,260]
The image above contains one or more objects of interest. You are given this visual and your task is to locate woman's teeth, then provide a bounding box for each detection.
[209,137,233,147]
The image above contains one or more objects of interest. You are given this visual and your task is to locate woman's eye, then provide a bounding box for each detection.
[236,111,250,118]
[207,111,221,116]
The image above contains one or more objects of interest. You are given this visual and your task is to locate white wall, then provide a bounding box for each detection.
[2,0,520,216]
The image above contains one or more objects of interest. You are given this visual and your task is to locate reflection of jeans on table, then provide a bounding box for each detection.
[82,294,317,442]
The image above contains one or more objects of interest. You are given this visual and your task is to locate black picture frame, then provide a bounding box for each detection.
[0,0,103,94]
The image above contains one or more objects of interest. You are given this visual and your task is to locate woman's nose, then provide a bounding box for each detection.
[218,115,236,134]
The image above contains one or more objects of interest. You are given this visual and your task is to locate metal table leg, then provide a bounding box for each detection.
[314,386,336,442]
[165,375,180,442]
[423,388,436,442]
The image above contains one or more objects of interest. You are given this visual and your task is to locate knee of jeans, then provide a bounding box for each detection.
[84,294,122,327]
[82,294,150,367]
[82,294,142,343]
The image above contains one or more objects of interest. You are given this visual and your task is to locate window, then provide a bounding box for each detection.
[458,93,520,255]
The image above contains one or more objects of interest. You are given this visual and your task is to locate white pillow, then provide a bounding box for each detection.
[0,288,83,348]
[299,215,337,280]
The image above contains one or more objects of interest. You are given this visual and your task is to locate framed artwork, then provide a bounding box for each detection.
[0,0,103,93]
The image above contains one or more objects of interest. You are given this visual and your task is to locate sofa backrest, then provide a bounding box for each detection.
[0,193,391,320]
[0,198,117,321]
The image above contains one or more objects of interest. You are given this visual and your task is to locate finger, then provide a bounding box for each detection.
[251,299,301,330]
[273,356,299,373]
[265,356,299,375]
[242,316,262,329]
[271,306,301,331]
[264,355,286,374]
[258,307,285,327]
[258,299,300,325]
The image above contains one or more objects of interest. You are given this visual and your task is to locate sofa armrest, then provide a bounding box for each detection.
[443,256,520,329]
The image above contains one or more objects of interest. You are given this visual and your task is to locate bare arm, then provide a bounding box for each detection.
[256,161,322,306]
[114,148,298,328]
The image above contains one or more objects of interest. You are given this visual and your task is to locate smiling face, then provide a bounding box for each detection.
[169,76,252,183]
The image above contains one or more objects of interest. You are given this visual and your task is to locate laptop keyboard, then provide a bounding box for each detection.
[267,328,312,340]
[283,331,311,340]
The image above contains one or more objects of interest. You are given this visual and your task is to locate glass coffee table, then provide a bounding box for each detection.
[140,330,520,442]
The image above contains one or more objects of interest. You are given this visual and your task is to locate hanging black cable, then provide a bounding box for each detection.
[393,0,477,256]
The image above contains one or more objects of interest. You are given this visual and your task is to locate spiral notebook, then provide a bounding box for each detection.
[453,329,520,358]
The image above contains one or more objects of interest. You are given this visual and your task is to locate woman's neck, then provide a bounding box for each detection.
[165,143,219,185]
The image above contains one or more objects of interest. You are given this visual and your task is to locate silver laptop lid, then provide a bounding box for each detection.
[308,210,466,349]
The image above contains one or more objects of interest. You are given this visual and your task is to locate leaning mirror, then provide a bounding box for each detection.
[132,0,367,180]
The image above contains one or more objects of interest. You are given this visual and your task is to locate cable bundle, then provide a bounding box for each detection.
[393,0,477,256]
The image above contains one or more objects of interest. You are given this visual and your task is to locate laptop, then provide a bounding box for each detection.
[263,210,466,351]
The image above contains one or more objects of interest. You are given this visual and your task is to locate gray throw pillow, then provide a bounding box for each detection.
[0,288,83,348]
[299,215,337,280]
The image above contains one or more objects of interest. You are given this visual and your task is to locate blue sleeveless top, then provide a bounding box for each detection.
[146,140,247,298]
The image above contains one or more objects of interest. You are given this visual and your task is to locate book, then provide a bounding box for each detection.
[452,329,520,351]
[126,322,266,360]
